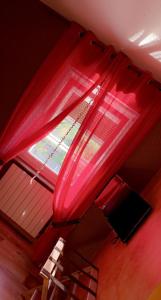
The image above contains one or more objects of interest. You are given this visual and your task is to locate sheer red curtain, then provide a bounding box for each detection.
[34,50,161,263]
[0,24,110,164]
[1,23,161,264]
[52,54,161,223]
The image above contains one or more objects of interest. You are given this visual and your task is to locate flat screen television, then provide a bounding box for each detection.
[105,190,152,243]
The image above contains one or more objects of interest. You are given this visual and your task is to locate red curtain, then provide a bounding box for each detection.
[52,55,161,224]
[34,46,161,263]
[1,23,161,263]
[0,24,110,164]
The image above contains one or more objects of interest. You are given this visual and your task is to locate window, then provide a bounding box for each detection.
[19,86,103,184]
[29,117,80,175]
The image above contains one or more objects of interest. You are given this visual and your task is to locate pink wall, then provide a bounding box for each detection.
[1,0,68,134]
[42,0,161,82]
[94,170,161,300]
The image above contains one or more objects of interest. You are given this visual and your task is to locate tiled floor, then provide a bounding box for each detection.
[0,218,36,300]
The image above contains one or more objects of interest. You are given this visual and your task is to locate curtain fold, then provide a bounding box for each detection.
[0,78,102,162]
[52,54,161,223]
[34,48,161,263]
[0,24,113,163]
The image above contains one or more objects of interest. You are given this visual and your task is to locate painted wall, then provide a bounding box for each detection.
[41,0,161,82]
[94,170,161,300]
[118,120,161,191]
[1,0,68,134]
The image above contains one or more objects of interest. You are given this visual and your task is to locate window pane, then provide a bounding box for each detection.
[29,137,67,174]
[28,94,97,176]
[82,138,101,162]
[50,118,80,147]
[28,116,80,175]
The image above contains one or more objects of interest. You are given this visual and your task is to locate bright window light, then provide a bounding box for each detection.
[139,33,160,46]
[129,30,144,42]
[150,51,161,62]
[29,117,80,174]
[28,87,102,176]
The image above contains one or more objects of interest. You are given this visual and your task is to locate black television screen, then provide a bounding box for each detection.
[105,190,152,242]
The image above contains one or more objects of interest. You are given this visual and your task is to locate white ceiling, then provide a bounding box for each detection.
[41,0,161,81]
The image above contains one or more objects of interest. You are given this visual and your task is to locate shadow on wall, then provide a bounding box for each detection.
[118,119,161,192]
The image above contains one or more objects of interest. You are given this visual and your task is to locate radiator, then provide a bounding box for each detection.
[0,163,53,238]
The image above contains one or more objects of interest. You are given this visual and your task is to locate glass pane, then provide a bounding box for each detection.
[28,116,80,175]
[50,118,80,147]
[46,147,67,174]
[29,137,67,175]
[27,91,97,176]
[82,138,102,162]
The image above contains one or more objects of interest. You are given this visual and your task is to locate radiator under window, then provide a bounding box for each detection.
[0,163,53,239]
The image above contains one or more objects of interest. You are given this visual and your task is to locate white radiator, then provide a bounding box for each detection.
[0,163,53,238]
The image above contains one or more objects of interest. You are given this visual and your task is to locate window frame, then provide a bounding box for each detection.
[19,115,80,186]
[18,86,100,186]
